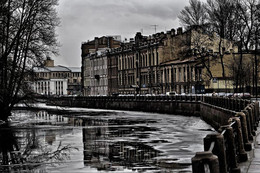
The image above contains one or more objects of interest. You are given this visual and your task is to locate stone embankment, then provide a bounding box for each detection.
[47,95,259,173]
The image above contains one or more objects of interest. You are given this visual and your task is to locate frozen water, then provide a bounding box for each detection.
[1,104,214,172]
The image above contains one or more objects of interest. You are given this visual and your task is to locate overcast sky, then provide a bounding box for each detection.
[55,0,192,67]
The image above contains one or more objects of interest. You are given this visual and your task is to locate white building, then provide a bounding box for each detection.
[33,58,81,96]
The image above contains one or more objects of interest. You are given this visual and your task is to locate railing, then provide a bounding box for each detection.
[192,98,259,173]
[203,96,251,112]
[49,95,204,103]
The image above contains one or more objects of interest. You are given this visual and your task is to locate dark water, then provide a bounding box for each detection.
[0,105,213,172]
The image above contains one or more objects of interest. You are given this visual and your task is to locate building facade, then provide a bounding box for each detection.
[88,51,108,96]
[81,36,121,96]
[33,58,81,96]
[82,27,240,96]
[108,28,211,95]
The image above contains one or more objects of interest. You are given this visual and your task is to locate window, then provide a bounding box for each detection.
[156,52,159,65]
[178,68,181,82]
[187,67,190,81]
[183,67,186,82]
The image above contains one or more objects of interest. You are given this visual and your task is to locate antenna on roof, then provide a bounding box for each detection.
[151,24,158,34]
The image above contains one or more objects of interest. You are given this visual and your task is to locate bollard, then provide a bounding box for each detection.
[242,109,254,141]
[246,106,256,136]
[250,103,258,130]
[255,101,260,122]
[204,133,227,173]
[252,102,259,125]
[231,99,234,111]
[231,117,248,162]
[192,151,219,173]
[235,112,252,151]
[249,104,256,130]
[218,125,241,173]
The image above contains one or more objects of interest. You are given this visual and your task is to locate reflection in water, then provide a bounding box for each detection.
[0,124,20,166]
[3,109,211,172]
[80,117,161,171]
[0,118,77,172]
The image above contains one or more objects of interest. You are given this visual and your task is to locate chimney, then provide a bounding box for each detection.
[107,36,113,48]
[167,31,171,39]
[171,29,176,36]
[44,57,54,67]
[160,32,165,38]
[95,37,99,50]
[135,32,143,44]
[177,27,183,35]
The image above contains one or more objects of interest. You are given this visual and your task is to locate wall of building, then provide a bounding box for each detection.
[81,36,121,96]
[34,79,67,95]
[81,27,260,96]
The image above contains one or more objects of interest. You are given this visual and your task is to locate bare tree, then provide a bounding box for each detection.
[231,0,260,93]
[206,0,236,79]
[190,28,215,80]
[229,54,254,92]
[0,0,60,121]
[0,124,78,170]
[178,0,260,94]
[178,0,208,30]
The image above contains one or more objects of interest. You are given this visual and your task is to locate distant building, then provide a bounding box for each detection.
[81,36,121,96]
[86,50,108,96]
[81,27,250,96]
[33,58,81,96]
[108,27,238,95]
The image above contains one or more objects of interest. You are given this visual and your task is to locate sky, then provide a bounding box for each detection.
[55,0,192,67]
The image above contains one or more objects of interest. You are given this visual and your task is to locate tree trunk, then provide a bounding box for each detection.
[0,106,12,121]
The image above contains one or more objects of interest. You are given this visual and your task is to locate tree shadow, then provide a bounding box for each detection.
[0,123,78,172]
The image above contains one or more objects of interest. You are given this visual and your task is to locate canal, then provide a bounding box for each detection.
[0,104,213,172]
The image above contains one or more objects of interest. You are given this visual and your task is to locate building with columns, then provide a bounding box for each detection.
[82,27,239,95]
[33,58,81,96]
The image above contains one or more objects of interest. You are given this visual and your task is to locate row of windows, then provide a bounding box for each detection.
[37,73,48,78]
[36,72,80,78]
[89,78,108,86]
[117,66,202,87]
[119,74,135,86]
[139,52,159,67]
[68,79,80,83]
[90,86,108,96]
[90,69,107,76]
[90,58,107,67]
[118,51,159,70]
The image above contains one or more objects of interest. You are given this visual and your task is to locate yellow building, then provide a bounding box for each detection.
[203,52,260,93]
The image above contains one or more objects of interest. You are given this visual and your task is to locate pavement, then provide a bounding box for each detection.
[240,126,260,173]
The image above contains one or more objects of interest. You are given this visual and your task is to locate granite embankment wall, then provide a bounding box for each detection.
[193,97,259,173]
[47,95,259,173]
[48,95,202,116]
[48,96,250,129]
